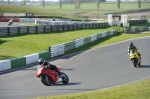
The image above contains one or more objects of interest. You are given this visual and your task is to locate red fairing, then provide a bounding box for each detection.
[36,65,59,84]
[44,69,59,83]
[36,66,44,78]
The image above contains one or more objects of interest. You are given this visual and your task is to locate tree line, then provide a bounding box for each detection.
[59,0,142,9]
[5,0,142,9]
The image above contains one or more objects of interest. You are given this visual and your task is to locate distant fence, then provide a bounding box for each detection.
[124,27,150,33]
[128,20,147,25]
[0,18,71,22]
[0,19,148,36]
[0,22,109,37]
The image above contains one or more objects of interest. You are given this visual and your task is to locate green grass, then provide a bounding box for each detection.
[0,2,150,18]
[0,27,118,60]
[0,25,150,60]
[31,78,150,99]
[35,2,150,15]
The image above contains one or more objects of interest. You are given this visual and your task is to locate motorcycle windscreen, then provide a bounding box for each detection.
[36,65,43,77]
[56,66,61,71]
[129,49,136,58]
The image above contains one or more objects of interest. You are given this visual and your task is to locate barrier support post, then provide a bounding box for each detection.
[50,25,52,32]
[67,25,69,31]
[62,25,64,31]
[43,26,46,33]
[36,26,38,33]
[81,24,83,30]
[27,26,29,34]
[73,24,74,31]
[18,27,20,34]
[7,27,10,36]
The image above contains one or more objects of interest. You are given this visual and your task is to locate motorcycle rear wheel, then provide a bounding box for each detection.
[41,74,52,86]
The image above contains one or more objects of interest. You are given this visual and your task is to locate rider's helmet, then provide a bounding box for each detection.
[38,58,45,65]
[129,42,134,48]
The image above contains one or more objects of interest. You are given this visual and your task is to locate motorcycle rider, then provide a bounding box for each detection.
[38,58,62,77]
[127,42,141,58]
[8,19,13,26]
[51,17,56,21]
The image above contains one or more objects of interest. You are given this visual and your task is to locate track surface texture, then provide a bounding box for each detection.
[0,36,150,99]
[0,22,32,27]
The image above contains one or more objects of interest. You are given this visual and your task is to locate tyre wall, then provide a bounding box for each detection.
[124,27,150,33]
[49,30,117,58]
[0,51,50,71]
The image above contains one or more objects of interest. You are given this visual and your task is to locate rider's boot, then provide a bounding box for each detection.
[58,72,62,78]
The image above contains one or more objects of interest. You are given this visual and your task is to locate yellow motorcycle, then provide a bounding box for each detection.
[128,49,141,67]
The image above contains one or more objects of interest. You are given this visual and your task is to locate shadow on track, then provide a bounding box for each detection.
[139,65,150,68]
[53,82,82,86]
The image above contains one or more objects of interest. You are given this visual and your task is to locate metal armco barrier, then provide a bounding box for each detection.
[0,51,50,72]
[124,27,149,33]
[49,30,118,58]
[128,20,147,25]
[0,22,109,37]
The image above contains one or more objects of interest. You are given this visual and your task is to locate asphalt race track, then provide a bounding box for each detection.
[0,35,150,99]
[0,22,30,27]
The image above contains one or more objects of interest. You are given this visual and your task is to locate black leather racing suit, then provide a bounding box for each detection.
[127,46,141,57]
[43,62,61,75]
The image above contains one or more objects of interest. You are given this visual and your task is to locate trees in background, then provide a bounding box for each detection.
[117,0,120,9]
[42,0,45,9]
[60,0,76,4]
[77,0,81,9]
[7,0,10,4]
[61,0,102,4]
[97,0,100,9]
[59,0,62,9]
[23,0,25,6]
[116,0,142,9]
[137,0,141,8]
[4,0,144,10]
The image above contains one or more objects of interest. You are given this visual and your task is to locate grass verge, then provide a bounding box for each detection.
[0,26,150,60]
[0,26,119,60]
[31,78,150,99]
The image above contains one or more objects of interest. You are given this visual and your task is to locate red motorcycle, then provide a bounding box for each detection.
[36,65,69,86]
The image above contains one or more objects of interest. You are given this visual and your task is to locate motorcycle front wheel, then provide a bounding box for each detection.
[60,72,69,84]
[138,59,141,67]
[132,58,137,67]
[41,74,52,86]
